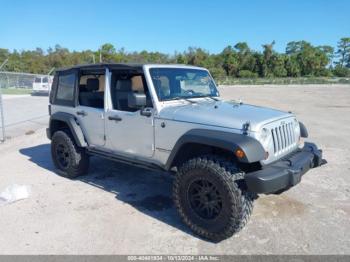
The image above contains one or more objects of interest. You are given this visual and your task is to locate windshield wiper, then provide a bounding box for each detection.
[206,96,219,102]
[182,98,197,104]
[170,97,197,104]
[190,95,219,101]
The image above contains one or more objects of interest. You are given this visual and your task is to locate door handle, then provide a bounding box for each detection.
[141,108,152,117]
[76,110,87,116]
[108,115,122,121]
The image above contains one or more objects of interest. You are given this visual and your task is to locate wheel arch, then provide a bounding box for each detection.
[165,129,265,170]
[299,121,308,138]
[48,112,87,147]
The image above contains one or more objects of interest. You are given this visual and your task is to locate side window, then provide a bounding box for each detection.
[56,73,75,101]
[49,75,58,104]
[111,73,152,112]
[78,73,105,109]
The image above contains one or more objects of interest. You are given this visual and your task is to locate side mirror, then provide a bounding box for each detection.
[128,93,147,108]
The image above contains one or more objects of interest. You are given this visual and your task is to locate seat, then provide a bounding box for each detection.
[115,79,134,111]
[79,78,104,108]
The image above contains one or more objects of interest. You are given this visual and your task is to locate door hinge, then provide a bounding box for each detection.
[103,135,106,141]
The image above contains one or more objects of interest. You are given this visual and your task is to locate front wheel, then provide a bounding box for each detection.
[173,155,254,242]
[51,130,89,178]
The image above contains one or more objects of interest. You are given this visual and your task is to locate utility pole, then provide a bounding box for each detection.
[0,58,9,142]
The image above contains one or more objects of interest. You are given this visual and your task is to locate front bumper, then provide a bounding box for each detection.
[245,142,324,194]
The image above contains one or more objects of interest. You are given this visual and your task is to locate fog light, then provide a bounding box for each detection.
[235,149,245,159]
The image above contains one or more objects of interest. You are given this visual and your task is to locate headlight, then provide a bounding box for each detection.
[259,128,271,160]
[293,119,303,147]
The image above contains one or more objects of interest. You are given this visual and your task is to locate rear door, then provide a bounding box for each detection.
[74,69,106,147]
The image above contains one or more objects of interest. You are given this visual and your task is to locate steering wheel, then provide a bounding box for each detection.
[183,89,196,95]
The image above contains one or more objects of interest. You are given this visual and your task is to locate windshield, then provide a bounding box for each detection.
[149,68,219,101]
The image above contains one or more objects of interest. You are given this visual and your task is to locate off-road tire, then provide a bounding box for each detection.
[51,130,89,178]
[173,155,254,242]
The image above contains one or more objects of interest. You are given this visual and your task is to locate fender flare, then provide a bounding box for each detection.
[165,129,266,169]
[299,121,308,138]
[48,112,87,147]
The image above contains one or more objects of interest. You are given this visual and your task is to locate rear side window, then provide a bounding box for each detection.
[42,77,49,83]
[34,77,41,83]
[56,73,75,101]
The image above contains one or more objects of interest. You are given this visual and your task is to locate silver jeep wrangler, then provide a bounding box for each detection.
[47,63,324,241]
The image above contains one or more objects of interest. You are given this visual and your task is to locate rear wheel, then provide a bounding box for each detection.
[173,155,254,242]
[51,130,89,178]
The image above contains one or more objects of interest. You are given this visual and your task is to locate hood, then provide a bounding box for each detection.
[158,99,294,132]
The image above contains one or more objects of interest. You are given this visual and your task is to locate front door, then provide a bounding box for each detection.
[105,74,154,158]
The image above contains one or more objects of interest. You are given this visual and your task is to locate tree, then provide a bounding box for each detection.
[336,38,350,68]
[184,47,210,67]
[318,45,334,63]
[285,55,301,77]
[175,53,187,64]
[258,41,287,77]
[234,42,256,73]
[100,43,116,62]
[261,41,275,77]
[272,55,287,77]
[209,67,226,79]
[286,41,309,55]
[221,46,238,76]
[0,48,9,64]
[285,41,332,76]
[333,65,350,77]
[0,37,347,79]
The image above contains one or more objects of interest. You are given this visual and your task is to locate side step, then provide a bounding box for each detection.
[87,148,166,172]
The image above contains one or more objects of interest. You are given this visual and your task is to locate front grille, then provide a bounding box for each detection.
[271,122,297,155]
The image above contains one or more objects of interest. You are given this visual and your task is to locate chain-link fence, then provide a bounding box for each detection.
[0,71,53,142]
[0,87,5,142]
[0,71,52,89]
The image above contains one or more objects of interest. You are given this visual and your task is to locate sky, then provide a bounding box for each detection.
[0,0,349,54]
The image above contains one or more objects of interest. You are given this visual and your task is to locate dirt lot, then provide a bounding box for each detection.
[0,84,349,254]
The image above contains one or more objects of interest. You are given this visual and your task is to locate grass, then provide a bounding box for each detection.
[0,88,32,95]
[216,77,350,85]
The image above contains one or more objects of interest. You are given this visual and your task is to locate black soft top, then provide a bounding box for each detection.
[55,63,144,73]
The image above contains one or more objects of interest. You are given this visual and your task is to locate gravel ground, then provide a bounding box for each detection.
[0,84,349,254]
